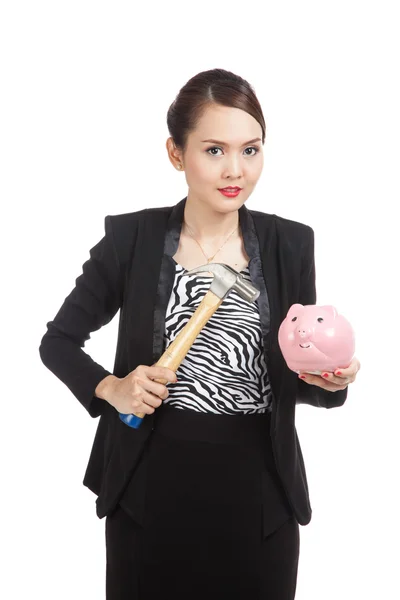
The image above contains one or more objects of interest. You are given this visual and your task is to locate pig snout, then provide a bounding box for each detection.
[294,322,314,344]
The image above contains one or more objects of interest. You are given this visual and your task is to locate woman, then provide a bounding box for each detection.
[39,68,360,599]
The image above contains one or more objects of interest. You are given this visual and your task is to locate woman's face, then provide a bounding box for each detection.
[168,104,264,214]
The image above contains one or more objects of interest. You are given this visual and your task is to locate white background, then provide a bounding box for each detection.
[1,1,398,598]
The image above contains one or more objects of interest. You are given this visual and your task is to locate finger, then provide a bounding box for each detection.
[333,367,352,377]
[298,371,341,384]
[143,391,163,409]
[298,373,347,392]
[334,357,360,378]
[146,365,177,383]
[131,397,155,415]
[160,367,177,382]
[136,395,158,414]
[140,402,155,415]
[320,371,346,385]
[145,379,170,400]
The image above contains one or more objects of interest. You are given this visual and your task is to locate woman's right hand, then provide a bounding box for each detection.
[105,364,177,415]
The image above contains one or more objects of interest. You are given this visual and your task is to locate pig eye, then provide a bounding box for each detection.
[291,317,297,322]
[317,318,324,323]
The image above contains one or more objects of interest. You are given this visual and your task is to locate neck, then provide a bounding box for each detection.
[183,194,240,241]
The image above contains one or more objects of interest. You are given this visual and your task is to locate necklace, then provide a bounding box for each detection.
[184,221,239,264]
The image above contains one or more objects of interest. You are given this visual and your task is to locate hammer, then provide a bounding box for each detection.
[119,262,260,428]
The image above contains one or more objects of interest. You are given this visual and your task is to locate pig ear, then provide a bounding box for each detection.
[319,305,338,318]
[287,303,304,317]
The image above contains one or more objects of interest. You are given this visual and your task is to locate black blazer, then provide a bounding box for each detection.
[39,196,348,526]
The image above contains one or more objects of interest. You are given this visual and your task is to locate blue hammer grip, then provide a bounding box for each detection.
[119,412,144,429]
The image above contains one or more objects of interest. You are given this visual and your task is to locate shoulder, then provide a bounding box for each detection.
[105,205,171,244]
[103,205,172,266]
[248,208,313,246]
[107,205,171,230]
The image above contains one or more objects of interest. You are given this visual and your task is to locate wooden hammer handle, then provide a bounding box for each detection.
[133,288,224,419]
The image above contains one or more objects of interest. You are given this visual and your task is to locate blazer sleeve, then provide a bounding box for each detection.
[295,225,348,409]
[39,215,122,418]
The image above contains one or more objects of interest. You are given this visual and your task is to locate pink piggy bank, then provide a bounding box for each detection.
[278,304,355,375]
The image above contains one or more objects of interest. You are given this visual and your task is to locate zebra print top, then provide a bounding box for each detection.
[162,260,273,414]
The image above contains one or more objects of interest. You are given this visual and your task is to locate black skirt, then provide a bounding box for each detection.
[106,402,299,600]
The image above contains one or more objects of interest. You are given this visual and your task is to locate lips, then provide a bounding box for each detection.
[219,187,242,191]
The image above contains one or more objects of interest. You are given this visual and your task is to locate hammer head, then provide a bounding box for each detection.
[183,262,260,303]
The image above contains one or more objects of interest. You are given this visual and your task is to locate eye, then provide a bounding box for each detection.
[291,316,297,322]
[206,146,260,157]
[317,318,324,323]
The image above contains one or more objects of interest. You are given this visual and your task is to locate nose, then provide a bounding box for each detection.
[222,155,244,179]
[297,328,311,339]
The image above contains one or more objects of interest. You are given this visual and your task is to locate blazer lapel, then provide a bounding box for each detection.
[247,207,297,409]
[125,206,170,369]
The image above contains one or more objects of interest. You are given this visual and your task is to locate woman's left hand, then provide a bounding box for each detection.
[298,356,361,392]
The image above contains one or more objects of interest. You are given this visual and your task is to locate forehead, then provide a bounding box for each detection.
[191,104,262,143]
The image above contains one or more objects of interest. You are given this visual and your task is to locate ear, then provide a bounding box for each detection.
[318,305,338,318]
[166,137,182,166]
[286,303,304,318]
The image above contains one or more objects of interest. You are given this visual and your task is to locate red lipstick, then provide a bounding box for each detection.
[218,187,242,198]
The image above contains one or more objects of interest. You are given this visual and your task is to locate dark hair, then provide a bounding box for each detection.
[167,68,266,155]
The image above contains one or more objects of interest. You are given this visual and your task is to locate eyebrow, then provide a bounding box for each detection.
[201,138,262,146]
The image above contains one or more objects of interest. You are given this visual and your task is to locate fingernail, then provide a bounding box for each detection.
[322,373,329,378]
[335,371,342,376]
[299,375,306,379]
